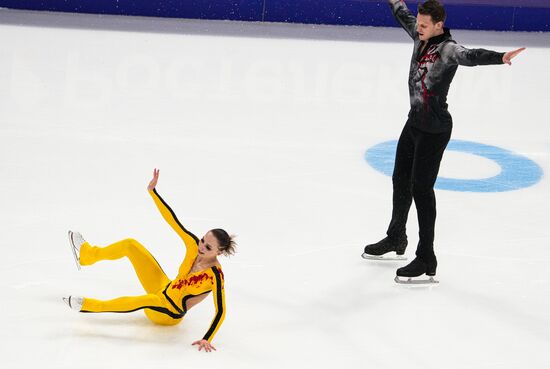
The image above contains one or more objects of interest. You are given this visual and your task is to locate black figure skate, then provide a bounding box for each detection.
[362,236,408,261]
[394,256,439,284]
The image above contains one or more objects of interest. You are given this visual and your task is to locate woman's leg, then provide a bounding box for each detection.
[80,238,170,293]
[81,294,182,321]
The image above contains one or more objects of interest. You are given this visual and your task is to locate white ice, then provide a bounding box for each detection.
[1,9,549,369]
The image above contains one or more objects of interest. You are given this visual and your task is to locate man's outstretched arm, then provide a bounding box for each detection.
[388,0,417,39]
[446,43,525,67]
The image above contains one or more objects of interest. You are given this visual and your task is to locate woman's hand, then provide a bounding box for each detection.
[147,168,159,191]
[192,339,217,352]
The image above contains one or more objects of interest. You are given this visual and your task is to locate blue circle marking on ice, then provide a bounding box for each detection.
[365,140,543,192]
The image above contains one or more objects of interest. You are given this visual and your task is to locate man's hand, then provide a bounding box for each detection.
[503,47,525,65]
[147,168,159,191]
[192,339,217,352]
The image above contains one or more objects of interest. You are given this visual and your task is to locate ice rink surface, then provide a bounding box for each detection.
[1,9,549,369]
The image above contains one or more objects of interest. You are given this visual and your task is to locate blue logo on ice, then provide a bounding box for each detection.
[365,140,543,192]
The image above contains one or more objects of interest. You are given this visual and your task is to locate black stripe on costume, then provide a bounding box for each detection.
[152,189,200,245]
[81,305,183,319]
[181,291,210,314]
[202,267,224,341]
[149,254,169,281]
[163,282,184,315]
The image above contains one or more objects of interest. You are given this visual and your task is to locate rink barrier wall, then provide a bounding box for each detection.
[0,0,549,32]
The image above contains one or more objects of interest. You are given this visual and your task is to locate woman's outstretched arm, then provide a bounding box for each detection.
[192,266,226,352]
[147,168,199,251]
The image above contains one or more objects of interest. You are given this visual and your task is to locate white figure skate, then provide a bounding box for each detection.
[68,230,86,270]
[63,296,84,311]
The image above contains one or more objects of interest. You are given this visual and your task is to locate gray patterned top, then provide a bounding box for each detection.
[389,0,504,133]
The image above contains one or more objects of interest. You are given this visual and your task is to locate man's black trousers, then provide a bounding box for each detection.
[386,124,451,261]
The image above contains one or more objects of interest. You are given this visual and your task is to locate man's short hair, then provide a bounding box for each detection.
[418,0,446,24]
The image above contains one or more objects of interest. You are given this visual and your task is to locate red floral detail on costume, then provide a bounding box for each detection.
[171,268,223,290]
[417,45,440,112]
[171,279,185,290]
[187,272,213,286]
[419,47,440,65]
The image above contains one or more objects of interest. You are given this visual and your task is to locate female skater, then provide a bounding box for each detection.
[64,169,236,352]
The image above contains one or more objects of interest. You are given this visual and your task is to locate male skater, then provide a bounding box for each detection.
[363,0,525,283]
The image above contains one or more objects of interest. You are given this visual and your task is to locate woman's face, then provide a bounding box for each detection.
[198,231,221,258]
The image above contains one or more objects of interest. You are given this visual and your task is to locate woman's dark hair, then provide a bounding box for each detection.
[210,228,237,256]
[418,0,446,24]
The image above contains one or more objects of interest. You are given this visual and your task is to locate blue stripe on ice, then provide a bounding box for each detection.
[365,140,543,193]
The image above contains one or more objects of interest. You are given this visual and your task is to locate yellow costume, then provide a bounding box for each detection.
[79,189,226,343]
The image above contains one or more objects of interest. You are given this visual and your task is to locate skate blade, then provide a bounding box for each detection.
[362,252,407,261]
[394,275,439,285]
[68,231,81,271]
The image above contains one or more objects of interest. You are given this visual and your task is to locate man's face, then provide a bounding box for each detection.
[416,13,444,41]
